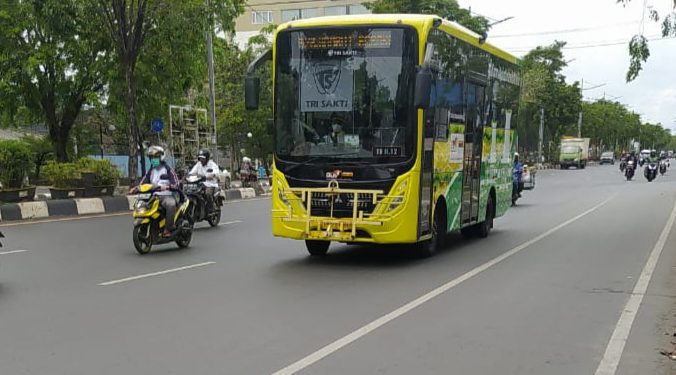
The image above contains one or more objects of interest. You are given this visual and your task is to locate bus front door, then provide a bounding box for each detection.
[461,82,485,225]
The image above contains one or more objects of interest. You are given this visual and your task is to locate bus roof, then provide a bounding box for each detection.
[276,14,518,65]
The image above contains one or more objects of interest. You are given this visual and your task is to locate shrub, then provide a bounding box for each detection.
[0,140,34,189]
[42,161,80,188]
[76,157,120,186]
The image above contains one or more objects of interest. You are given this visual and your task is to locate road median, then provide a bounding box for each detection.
[0,187,264,222]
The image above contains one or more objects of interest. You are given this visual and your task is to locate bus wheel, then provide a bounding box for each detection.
[416,204,446,258]
[477,196,494,238]
[305,240,330,256]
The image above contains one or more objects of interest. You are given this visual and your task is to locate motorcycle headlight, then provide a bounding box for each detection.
[135,200,148,212]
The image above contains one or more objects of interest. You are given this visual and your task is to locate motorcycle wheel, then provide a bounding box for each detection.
[176,220,194,248]
[207,207,221,227]
[133,224,152,254]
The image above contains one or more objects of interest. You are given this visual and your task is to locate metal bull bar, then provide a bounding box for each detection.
[278,180,385,240]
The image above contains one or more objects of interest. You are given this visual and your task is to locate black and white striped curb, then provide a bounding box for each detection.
[0,188,260,222]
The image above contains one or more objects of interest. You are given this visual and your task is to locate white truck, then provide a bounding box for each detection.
[559,138,590,169]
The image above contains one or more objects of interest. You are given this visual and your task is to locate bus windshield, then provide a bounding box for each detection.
[274,27,417,163]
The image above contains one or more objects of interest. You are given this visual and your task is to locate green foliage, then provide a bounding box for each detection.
[617,0,676,81]
[21,135,54,181]
[0,1,110,161]
[218,30,274,168]
[0,140,34,188]
[364,0,490,34]
[42,161,80,188]
[518,42,581,160]
[75,157,120,186]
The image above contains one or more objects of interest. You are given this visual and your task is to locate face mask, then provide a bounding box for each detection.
[150,158,161,168]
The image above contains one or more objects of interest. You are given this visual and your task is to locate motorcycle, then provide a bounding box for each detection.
[619,160,626,172]
[659,160,668,176]
[131,179,193,254]
[183,171,224,227]
[644,161,658,182]
[0,231,4,247]
[625,160,635,181]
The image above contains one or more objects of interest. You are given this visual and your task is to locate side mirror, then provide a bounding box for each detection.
[414,69,433,109]
[245,76,260,110]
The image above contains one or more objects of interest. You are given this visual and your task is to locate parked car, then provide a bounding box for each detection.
[600,151,615,165]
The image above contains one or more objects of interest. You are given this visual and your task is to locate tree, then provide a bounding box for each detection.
[364,0,490,34]
[96,0,246,178]
[518,42,581,160]
[617,0,676,81]
[0,1,109,161]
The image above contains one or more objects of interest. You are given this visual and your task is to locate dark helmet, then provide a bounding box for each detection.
[198,149,211,161]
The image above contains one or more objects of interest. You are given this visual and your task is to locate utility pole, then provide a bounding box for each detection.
[206,0,218,162]
[539,108,544,165]
[578,78,583,138]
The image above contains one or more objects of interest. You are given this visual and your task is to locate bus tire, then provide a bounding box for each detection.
[477,196,494,238]
[305,240,330,256]
[416,202,446,258]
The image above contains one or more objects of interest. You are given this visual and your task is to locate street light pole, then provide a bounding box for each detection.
[206,0,217,162]
[99,121,104,159]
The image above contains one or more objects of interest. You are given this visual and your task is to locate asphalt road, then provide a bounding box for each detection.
[1,165,675,375]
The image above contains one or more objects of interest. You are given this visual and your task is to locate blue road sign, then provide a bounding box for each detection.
[151,118,164,132]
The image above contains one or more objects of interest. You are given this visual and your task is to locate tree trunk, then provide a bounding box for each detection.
[125,65,139,181]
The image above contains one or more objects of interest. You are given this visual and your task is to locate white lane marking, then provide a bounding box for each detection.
[0,250,28,256]
[594,199,676,375]
[272,196,615,375]
[219,220,242,226]
[98,261,216,286]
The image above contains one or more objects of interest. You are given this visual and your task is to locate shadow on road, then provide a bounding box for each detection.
[272,233,473,270]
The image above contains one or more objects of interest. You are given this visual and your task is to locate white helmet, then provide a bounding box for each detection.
[242,156,251,163]
[147,145,165,161]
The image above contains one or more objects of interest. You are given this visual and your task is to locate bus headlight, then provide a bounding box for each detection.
[387,179,408,212]
[277,181,290,207]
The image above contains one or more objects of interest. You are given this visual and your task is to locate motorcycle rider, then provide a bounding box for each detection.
[513,153,524,200]
[130,146,180,237]
[189,149,220,211]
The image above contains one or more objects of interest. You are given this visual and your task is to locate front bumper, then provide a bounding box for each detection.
[272,177,419,244]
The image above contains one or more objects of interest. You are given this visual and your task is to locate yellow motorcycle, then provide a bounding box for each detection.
[132,182,193,254]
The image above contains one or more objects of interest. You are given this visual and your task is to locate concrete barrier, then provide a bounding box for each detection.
[0,187,268,222]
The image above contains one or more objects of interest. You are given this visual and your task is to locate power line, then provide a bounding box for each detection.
[509,35,675,53]
[490,20,639,38]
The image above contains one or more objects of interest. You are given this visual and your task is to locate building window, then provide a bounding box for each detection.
[301,8,320,18]
[349,4,369,14]
[281,9,300,23]
[252,10,273,24]
[324,6,347,16]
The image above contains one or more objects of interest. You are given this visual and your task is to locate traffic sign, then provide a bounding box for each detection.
[151,118,164,132]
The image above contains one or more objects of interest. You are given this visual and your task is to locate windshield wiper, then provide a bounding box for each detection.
[283,153,362,173]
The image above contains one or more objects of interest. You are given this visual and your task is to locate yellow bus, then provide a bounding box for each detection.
[246,14,521,257]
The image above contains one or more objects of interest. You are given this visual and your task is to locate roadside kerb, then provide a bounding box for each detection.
[0,188,264,222]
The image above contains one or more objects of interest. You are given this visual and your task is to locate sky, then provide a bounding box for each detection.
[458,0,676,130]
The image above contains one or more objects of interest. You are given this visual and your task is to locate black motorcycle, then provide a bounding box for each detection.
[644,161,658,182]
[659,160,667,176]
[183,172,223,227]
[619,160,626,172]
[625,160,635,181]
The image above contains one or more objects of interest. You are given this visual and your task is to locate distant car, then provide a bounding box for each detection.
[600,152,615,165]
